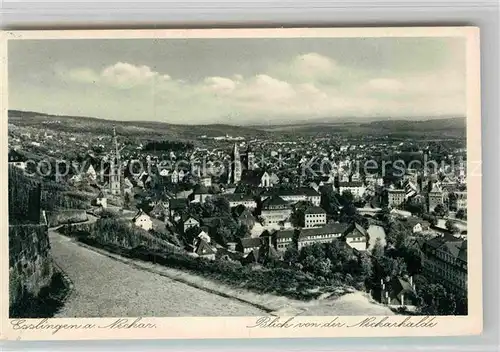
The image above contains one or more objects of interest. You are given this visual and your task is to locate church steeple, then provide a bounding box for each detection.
[109,126,122,196]
[230,143,241,184]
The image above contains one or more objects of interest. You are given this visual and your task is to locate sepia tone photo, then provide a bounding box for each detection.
[1,27,481,340]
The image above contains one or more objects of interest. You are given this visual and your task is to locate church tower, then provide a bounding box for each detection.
[109,127,122,196]
[246,144,255,171]
[231,143,242,184]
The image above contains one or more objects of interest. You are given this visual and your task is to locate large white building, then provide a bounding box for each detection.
[304,206,327,228]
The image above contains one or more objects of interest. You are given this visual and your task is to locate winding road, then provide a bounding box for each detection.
[48,230,266,317]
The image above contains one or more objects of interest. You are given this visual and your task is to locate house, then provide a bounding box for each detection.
[132,209,153,231]
[272,229,296,252]
[380,276,417,307]
[234,206,256,230]
[343,223,369,251]
[195,227,211,243]
[194,239,216,260]
[189,184,211,204]
[237,237,262,254]
[388,189,406,207]
[84,163,97,181]
[452,191,467,210]
[200,176,212,187]
[223,193,257,209]
[242,248,261,265]
[404,217,430,233]
[304,206,327,228]
[149,201,168,220]
[182,216,200,233]
[169,198,187,220]
[95,190,107,208]
[298,223,349,250]
[260,195,292,226]
[301,187,321,206]
[427,182,444,213]
[338,181,366,198]
[421,234,467,295]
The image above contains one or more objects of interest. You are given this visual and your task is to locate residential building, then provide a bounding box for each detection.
[272,229,296,252]
[338,181,366,198]
[420,235,467,296]
[8,149,27,170]
[189,184,211,203]
[95,191,107,208]
[237,237,262,254]
[380,276,417,307]
[183,216,200,233]
[223,193,257,209]
[132,209,153,231]
[260,195,292,226]
[343,223,368,251]
[194,239,216,260]
[297,223,349,250]
[304,206,327,228]
[200,176,212,187]
[388,189,406,207]
[453,191,467,210]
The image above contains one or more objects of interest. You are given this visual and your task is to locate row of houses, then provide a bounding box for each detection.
[238,222,369,255]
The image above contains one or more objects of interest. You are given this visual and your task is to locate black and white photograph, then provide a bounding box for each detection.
[2,27,482,340]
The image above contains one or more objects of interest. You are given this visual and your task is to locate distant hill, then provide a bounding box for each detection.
[8,110,466,140]
[260,117,466,139]
[8,110,267,140]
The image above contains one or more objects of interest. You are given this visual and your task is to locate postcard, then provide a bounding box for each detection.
[0,27,481,341]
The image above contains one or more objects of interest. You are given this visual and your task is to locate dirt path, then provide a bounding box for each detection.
[49,231,266,317]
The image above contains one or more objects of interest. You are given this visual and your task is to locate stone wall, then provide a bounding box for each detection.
[46,209,88,227]
[9,224,53,309]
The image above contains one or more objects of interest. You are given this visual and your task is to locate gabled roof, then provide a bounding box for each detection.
[305,206,326,215]
[262,195,289,209]
[223,193,255,202]
[300,223,350,239]
[429,182,443,193]
[201,216,231,227]
[132,209,150,222]
[8,149,27,163]
[239,237,262,249]
[274,229,296,240]
[423,234,467,262]
[344,222,368,238]
[192,184,210,194]
[195,239,216,256]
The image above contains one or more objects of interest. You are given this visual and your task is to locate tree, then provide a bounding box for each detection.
[290,201,313,227]
[418,283,457,315]
[359,253,374,282]
[445,219,454,231]
[123,192,131,209]
[319,185,340,216]
[433,203,448,218]
[456,208,467,220]
[371,237,385,259]
[339,190,354,207]
[283,246,299,266]
[379,256,407,280]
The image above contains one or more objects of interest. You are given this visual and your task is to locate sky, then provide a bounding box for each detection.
[9,37,466,125]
